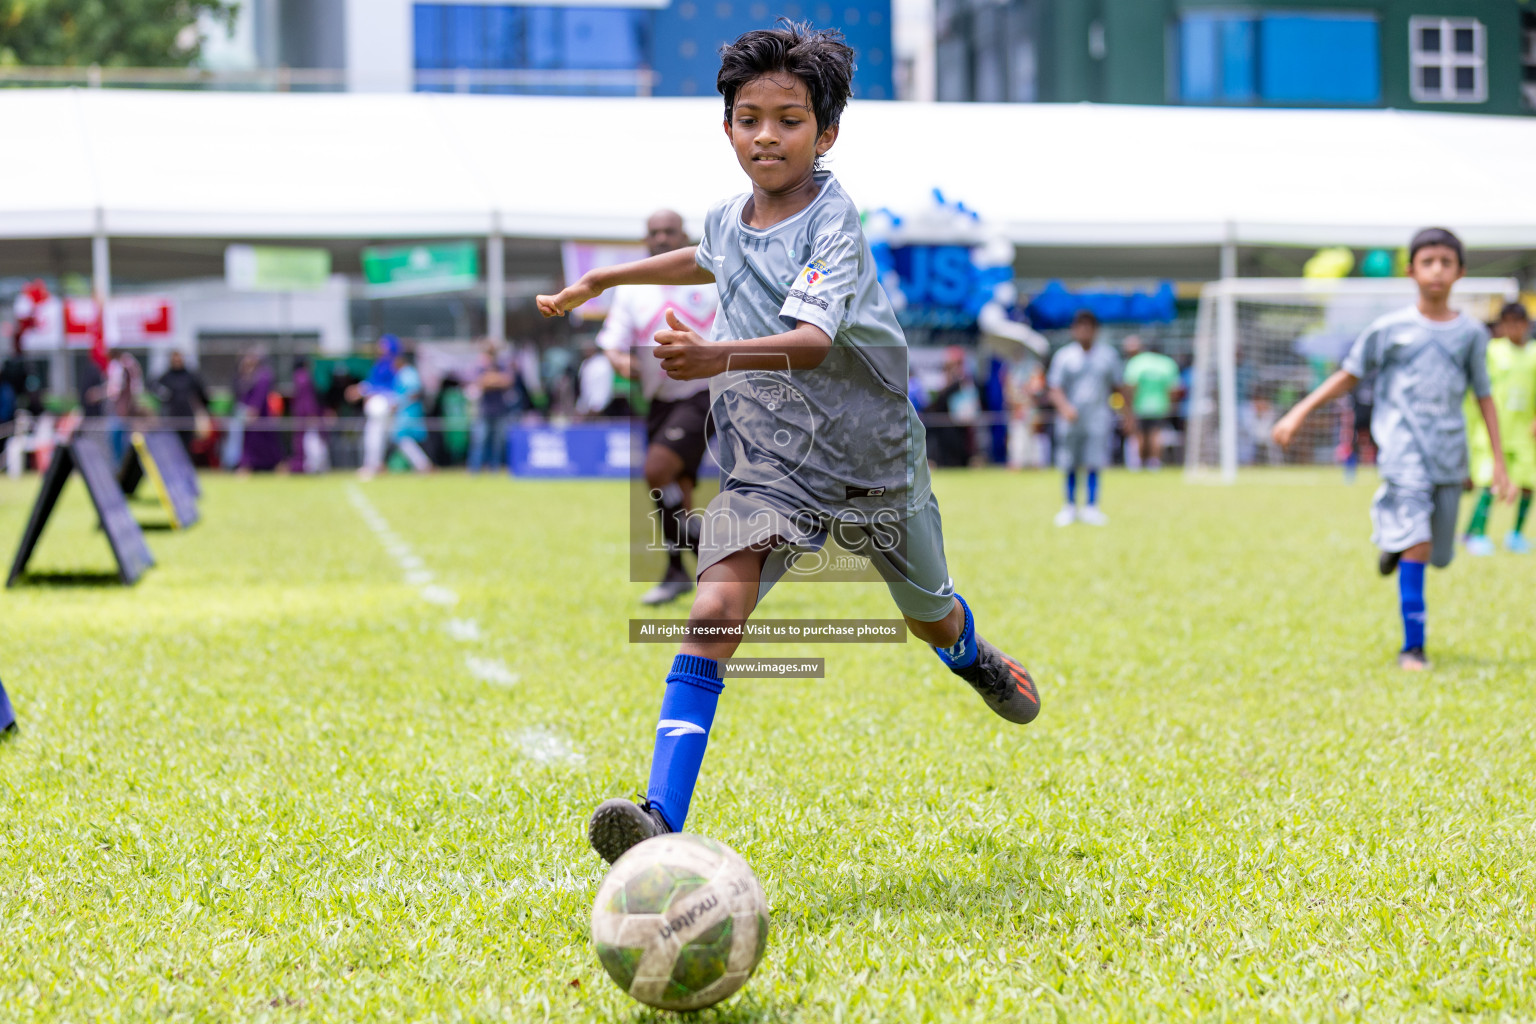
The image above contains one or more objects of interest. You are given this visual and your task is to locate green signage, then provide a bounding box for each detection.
[361,242,479,297]
[225,245,332,292]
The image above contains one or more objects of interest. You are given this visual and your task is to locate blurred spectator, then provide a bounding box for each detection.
[907,366,927,412]
[428,373,470,467]
[1004,360,1037,469]
[1122,335,1184,470]
[237,349,283,473]
[348,335,401,479]
[105,349,144,463]
[221,357,248,469]
[390,348,432,473]
[1175,354,1194,436]
[1026,364,1054,468]
[152,350,210,455]
[982,354,1009,464]
[290,357,328,474]
[468,340,516,473]
[1235,346,1259,465]
[0,340,25,461]
[928,346,978,468]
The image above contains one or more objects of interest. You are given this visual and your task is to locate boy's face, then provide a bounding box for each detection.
[724,74,838,193]
[1407,245,1464,301]
[1071,321,1096,345]
[1500,314,1530,344]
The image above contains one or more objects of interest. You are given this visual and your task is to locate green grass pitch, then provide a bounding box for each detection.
[2,467,1534,1022]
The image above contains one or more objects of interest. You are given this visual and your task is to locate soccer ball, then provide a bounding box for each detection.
[591,833,769,1011]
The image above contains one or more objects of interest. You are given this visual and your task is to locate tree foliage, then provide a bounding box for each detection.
[0,0,238,67]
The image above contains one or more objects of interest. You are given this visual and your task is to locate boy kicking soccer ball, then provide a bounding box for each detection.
[537,23,1039,863]
[1462,302,1535,555]
[1272,228,1514,671]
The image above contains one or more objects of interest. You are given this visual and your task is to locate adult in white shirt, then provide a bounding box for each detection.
[595,210,719,605]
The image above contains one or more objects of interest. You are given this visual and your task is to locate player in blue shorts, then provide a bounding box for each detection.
[538,23,1040,862]
[1272,228,1513,670]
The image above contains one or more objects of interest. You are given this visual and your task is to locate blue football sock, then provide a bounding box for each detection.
[1399,561,1426,652]
[646,654,723,832]
[1065,471,1078,505]
[1087,469,1100,506]
[933,593,979,671]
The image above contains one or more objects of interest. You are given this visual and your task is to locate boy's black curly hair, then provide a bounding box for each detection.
[716,22,856,135]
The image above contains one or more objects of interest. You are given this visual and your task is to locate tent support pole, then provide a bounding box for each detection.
[487,224,505,343]
[79,216,113,395]
[1217,235,1239,483]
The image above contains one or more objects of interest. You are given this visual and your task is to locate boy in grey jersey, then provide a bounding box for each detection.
[1047,310,1125,526]
[537,23,1040,864]
[1273,228,1513,671]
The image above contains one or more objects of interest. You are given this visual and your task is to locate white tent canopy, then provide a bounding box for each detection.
[5,88,1536,248]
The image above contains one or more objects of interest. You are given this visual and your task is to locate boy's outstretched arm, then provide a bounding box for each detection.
[1272,369,1358,448]
[1476,396,1516,502]
[536,247,714,318]
[653,311,830,381]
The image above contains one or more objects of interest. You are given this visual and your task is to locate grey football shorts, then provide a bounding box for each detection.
[1056,422,1109,471]
[1371,482,1461,568]
[694,485,957,622]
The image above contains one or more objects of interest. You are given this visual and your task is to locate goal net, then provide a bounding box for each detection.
[1185,277,1519,481]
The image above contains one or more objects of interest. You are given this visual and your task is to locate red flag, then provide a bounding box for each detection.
[12,279,48,353]
[89,293,109,372]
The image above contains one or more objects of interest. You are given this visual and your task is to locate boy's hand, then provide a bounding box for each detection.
[1492,463,1517,503]
[653,309,723,380]
[1272,410,1303,448]
[535,276,600,318]
[1059,403,1078,425]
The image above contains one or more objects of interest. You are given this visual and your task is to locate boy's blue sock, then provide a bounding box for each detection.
[1399,561,1426,652]
[933,593,979,671]
[1065,471,1077,505]
[646,654,723,832]
[0,675,14,733]
[1087,469,1100,506]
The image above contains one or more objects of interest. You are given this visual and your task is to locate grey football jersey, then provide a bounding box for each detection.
[1341,307,1491,486]
[695,171,930,520]
[1047,341,1122,432]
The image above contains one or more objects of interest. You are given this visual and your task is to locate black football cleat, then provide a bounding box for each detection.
[953,638,1041,725]
[589,798,672,864]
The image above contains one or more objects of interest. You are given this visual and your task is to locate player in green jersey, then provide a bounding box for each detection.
[1464,302,1536,554]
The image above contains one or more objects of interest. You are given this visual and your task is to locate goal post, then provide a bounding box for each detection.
[1185,277,1520,482]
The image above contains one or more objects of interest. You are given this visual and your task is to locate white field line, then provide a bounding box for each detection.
[420,584,459,607]
[445,618,482,642]
[349,487,463,608]
[466,655,518,687]
[347,487,579,760]
[509,725,586,765]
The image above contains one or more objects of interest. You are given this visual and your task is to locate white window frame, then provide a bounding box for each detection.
[1409,16,1486,104]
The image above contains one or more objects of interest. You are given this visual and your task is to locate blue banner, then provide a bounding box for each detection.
[509,424,640,478]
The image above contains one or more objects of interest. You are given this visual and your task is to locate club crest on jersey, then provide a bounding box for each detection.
[801,258,831,289]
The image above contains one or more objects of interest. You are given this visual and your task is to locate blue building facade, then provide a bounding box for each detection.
[936,0,1535,115]
[412,1,894,99]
